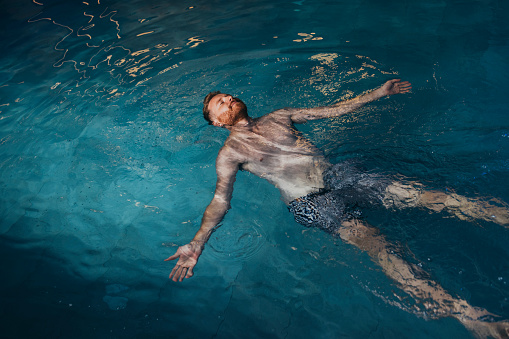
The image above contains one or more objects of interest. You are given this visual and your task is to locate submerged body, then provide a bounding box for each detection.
[165,80,509,338]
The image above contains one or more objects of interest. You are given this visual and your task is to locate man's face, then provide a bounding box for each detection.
[208,94,248,127]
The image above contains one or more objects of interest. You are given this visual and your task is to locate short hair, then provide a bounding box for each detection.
[203,91,221,125]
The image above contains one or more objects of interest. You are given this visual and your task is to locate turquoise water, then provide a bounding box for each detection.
[1,0,509,337]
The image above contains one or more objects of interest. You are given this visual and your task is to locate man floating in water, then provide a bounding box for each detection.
[166,79,509,338]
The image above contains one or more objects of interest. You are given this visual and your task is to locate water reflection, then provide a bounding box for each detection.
[25,0,205,103]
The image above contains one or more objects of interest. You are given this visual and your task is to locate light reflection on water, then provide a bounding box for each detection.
[24,0,204,103]
[0,0,509,338]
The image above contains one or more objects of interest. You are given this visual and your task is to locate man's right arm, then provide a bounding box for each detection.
[165,146,240,282]
[191,148,239,244]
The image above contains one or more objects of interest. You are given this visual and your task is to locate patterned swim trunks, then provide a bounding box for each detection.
[288,160,389,234]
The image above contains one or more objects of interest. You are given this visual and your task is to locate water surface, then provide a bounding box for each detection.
[1,0,508,337]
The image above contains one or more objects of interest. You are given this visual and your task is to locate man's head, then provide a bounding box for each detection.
[202,92,248,127]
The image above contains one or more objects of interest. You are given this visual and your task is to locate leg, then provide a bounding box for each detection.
[337,219,509,338]
[383,181,509,226]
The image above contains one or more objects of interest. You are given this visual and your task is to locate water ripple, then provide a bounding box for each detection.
[207,220,267,262]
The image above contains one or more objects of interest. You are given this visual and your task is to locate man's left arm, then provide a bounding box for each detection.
[289,79,411,123]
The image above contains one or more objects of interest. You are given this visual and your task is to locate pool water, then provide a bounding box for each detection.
[1,0,508,337]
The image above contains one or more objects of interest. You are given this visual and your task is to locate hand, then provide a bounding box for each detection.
[165,241,204,282]
[380,79,412,96]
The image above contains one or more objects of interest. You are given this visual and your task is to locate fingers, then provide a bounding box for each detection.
[169,266,188,282]
[393,80,412,94]
[169,264,180,281]
[178,267,188,282]
[164,253,179,261]
[388,79,412,88]
[170,265,185,282]
[398,82,412,93]
[186,267,194,279]
[169,264,194,282]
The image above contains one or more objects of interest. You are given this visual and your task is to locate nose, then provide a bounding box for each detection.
[225,95,234,107]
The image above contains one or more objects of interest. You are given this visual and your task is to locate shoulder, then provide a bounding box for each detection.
[214,143,243,178]
[217,140,244,164]
[218,141,238,157]
[263,108,307,124]
[265,108,293,119]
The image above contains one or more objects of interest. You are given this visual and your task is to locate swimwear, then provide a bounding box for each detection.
[288,160,389,234]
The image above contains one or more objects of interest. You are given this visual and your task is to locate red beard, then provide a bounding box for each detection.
[218,99,248,126]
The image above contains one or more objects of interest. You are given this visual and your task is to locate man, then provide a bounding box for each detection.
[166,79,509,337]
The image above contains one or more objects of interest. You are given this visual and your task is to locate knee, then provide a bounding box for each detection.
[383,182,422,208]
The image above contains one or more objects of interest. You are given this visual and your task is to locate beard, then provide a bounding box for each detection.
[218,98,248,126]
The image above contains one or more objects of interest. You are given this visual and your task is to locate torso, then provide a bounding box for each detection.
[222,109,330,204]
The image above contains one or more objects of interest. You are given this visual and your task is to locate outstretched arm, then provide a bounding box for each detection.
[290,79,411,122]
[165,146,240,282]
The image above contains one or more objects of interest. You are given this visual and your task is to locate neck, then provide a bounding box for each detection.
[232,116,253,128]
